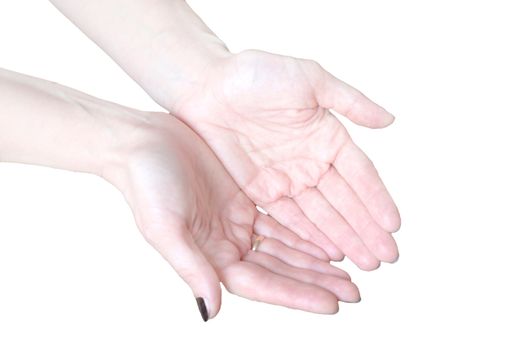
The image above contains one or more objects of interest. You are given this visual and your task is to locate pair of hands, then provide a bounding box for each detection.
[110,50,400,320]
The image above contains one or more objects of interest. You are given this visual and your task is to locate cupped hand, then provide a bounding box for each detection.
[170,50,401,269]
[104,112,360,320]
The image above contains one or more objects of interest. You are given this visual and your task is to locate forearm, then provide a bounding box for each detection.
[49,0,230,110]
[0,68,140,176]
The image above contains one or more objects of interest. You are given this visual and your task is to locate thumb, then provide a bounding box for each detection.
[308,61,395,128]
[143,222,222,322]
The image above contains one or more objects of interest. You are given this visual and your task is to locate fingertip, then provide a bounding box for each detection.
[312,285,340,314]
[330,265,351,280]
[388,112,396,122]
[373,237,400,264]
[196,287,222,321]
[364,107,395,129]
[337,281,361,303]
[341,94,396,129]
[328,249,345,262]
[303,286,339,314]
[381,111,396,127]
[207,300,222,320]
[330,302,340,314]
[378,247,400,265]
[388,251,400,264]
[316,249,331,261]
[357,256,381,271]
[350,246,381,271]
[381,209,402,233]
[348,282,361,303]
[197,277,223,321]
[380,250,400,265]
[322,299,340,314]
[373,200,401,233]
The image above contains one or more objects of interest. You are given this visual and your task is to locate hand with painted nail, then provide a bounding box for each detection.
[107,112,360,320]
[1,68,358,321]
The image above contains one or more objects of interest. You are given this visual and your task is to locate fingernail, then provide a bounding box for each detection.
[195,297,208,322]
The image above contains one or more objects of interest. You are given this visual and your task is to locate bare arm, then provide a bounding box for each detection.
[0,68,138,175]
[49,0,229,110]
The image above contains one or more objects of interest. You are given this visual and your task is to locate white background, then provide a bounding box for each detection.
[1,0,522,349]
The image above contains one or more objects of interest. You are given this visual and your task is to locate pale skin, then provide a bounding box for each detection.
[0,68,360,320]
[51,0,401,268]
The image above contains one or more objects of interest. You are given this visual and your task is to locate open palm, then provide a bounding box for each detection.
[172,50,401,269]
[107,112,360,320]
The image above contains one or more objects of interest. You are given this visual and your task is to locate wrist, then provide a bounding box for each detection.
[144,37,231,113]
[82,102,156,184]
[133,0,232,112]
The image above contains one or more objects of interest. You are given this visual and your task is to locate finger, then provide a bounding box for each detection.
[265,197,344,261]
[254,212,329,261]
[243,251,360,303]
[221,261,339,314]
[252,235,351,279]
[334,140,401,232]
[318,167,399,263]
[294,188,381,271]
[142,222,221,321]
[308,61,395,128]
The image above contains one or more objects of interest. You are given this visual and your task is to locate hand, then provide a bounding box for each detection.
[169,50,401,269]
[104,112,361,320]
[49,1,400,269]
